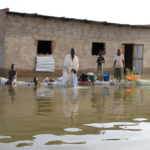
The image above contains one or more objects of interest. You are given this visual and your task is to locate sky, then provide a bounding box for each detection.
[0,0,150,25]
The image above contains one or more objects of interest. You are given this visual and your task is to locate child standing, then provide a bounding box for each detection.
[97,50,105,81]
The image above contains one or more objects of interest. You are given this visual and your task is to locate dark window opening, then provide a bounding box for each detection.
[124,44,133,71]
[92,43,104,55]
[37,40,52,55]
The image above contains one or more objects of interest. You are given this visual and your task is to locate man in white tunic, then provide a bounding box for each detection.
[63,48,79,87]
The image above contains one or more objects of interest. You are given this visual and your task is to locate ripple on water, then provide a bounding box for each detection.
[84,123,104,128]
[1,84,150,149]
[102,138,129,141]
[133,118,148,121]
[64,128,82,132]
[0,136,11,139]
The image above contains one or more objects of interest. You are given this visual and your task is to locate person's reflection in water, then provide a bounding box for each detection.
[35,86,54,115]
[113,87,124,119]
[102,87,110,98]
[90,86,108,134]
[33,86,37,94]
[91,87,106,121]
[8,85,17,103]
[91,86,97,109]
[62,88,78,127]
[0,86,2,93]
[91,87,109,115]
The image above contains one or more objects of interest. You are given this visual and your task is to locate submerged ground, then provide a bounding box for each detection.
[0,76,150,150]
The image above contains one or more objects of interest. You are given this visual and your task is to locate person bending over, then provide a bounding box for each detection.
[63,48,79,87]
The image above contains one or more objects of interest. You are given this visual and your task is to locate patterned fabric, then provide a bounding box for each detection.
[97,65,103,81]
[114,68,123,79]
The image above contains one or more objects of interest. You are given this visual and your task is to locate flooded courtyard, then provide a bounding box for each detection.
[0,82,150,150]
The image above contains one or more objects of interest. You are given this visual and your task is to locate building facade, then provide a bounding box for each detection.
[0,9,150,77]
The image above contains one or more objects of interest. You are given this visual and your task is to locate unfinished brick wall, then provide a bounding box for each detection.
[0,10,5,76]
[3,13,150,77]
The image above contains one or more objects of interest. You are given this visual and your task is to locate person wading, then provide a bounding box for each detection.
[113,48,125,82]
[63,48,79,87]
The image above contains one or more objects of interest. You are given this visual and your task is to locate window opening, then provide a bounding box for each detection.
[92,43,105,55]
[37,40,52,55]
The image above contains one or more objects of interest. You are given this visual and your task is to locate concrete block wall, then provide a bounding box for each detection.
[0,10,5,76]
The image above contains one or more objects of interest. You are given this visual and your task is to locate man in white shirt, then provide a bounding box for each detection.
[63,48,79,87]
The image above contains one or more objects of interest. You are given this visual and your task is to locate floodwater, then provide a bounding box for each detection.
[0,83,150,150]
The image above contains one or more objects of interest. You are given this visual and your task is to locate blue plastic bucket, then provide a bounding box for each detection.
[103,73,111,81]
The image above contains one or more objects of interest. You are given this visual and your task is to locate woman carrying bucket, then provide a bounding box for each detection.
[113,48,125,82]
[97,50,105,81]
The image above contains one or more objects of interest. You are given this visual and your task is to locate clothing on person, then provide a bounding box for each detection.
[114,54,124,68]
[63,54,79,87]
[97,65,103,81]
[114,54,124,79]
[114,68,123,79]
[9,70,17,81]
[5,70,17,85]
[97,56,104,67]
[97,56,105,81]
[73,73,77,87]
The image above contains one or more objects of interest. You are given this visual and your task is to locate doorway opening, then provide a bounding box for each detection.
[124,44,133,71]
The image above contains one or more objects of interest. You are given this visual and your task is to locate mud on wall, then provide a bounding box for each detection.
[4,13,150,77]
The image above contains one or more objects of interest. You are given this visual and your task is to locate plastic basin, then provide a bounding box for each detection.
[103,73,111,81]
[127,76,132,81]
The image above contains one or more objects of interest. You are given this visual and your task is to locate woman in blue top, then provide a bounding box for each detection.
[97,50,105,81]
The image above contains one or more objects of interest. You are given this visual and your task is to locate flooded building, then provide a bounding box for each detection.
[0,8,150,77]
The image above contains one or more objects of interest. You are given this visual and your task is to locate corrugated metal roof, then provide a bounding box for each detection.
[6,11,150,29]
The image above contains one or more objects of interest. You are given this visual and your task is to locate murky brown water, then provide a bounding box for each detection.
[0,82,150,150]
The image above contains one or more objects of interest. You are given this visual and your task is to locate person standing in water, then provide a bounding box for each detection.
[5,64,17,85]
[113,48,125,82]
[97,50,105,81]
[63,48,79,87]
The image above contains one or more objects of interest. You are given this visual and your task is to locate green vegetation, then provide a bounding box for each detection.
[122,67,139,87]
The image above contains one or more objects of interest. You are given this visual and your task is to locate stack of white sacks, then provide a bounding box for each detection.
[36,57,55,72]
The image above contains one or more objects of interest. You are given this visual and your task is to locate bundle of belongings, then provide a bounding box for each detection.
[78,72,97,84]
[43,77,55,82]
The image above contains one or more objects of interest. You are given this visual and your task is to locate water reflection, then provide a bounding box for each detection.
[8,85,17,103]
[62,88,78,127]
[91,87,108,114]
[36,86,54,115]
[45,140,86,145]
[0,85,2,93]
[16,143,33,147]
[0,85,150,149]
[113,87,124,118]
